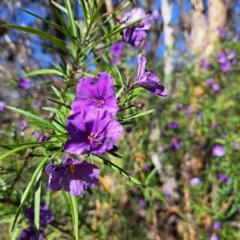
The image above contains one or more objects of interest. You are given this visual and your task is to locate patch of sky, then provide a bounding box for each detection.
[171,0,181,24]
[127,56,137,68]
[184,0,191,13]
[175,35,186,51]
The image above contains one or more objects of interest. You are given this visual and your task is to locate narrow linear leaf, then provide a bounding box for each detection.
[26,69,64,77]
[3,24,69,54]
[51,0,68,14]
[47,98,71,109]
[11,157,48,230]
[65,0,77,38]
[34,171,42,239]
[0,143,40,160]
[69,195,79,240]
[93,156,144,186]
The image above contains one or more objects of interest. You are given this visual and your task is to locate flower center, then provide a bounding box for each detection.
[88,133,98,144]
[69,164,77,173]
[94,99,104,107]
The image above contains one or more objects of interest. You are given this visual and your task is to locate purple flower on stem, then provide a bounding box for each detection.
[24,203,54,228]
[211,84,220,92]
[110,42,124,57]
[216,53,226,63]
[211,122,218,129]
[185,106,192,119]
[212,145,226,157]
[221,61,231,71]
[121,8,151,47]
[227,50,235,60]
[64,109,123,155]
[45,157,100,196]
[0,101,6,112]
[168,121,178,129]
[18,77,31,90]
[72,72,119,116]
[200,58,209,69]
[210,234,219,240]
[18,120,27,133]
[213,221,222,230]
[190,177,201,186]
[217,26,226,37]
[136,54,166,97]
[19,227,44,240]
[205,78,214,85]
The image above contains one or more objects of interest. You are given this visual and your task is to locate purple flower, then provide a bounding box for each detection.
[121,8,151,47]
[0,101,6,112]
[216,53,226,63]
[168,121,178,129]
[45,157,100,196]
[64,109,123,155]
[136,54,166,97]
[185,106,192,119]
[18,120,27,133]
[19,227,44,240]
[142,164,150,171]
[211,122,218,129]
[232,141,240,149]
[38,135,51,142]
[210,234,219,240]
[213,221,222,230]
[205,78,214,85]
[233,34,239,42]
[24,203,54,228]
[218,172,227,181]
[211,84,220,92]
[110,42,124,57]
[18,77,31,90]
[148,9,160,21]
[72,72,119,116]
[168,137,181,152]
[212,145,226,157]
[138,199,146,207]
[200,58,209,69]
[227,50,235,60]
[190,177,201,186]
[217,26,226,37]
[221,61,231,71]
[176,103,184,110]
[34,101,41,108]
[163,189,170,197]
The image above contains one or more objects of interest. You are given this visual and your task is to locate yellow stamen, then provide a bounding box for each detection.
[69,164,77,173]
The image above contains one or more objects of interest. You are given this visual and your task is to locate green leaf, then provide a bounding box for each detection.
[93,156,144,186]
[69,195,79,240]
[20,8,65,35]
[6,106,57,130]
[51,0,68,14]
[47,98,71,109]
[11,157,48,230]
[3,24,69,54]
[0,143,40,160]
[25,69,64,77]
[81,72,95,77]
[34,170,42,239]
[65,0,77,38]
[42,107,67,120]
[119,109,155,122]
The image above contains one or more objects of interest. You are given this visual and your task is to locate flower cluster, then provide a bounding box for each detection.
[216,50,236,71]
[45,72,123,196]
[19,203,54,240]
